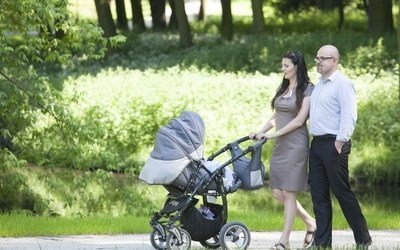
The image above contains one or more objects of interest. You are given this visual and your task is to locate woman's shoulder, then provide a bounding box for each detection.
[306,81,315,87]
[303,82,314,96]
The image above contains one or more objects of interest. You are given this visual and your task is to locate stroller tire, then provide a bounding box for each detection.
[166,228,191,250]
[150,228,167,250]
[199,235,220,249]
[219,221,251,250]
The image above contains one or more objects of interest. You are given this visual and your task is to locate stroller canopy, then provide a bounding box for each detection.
[139,111,205,185]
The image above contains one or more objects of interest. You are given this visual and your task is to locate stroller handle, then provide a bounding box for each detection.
[237,135,268,149]
[207,136,267,161]
[250,136,267,150]
[236,136,251,143]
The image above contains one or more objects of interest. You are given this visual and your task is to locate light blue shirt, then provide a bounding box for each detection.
[310,70,357,142]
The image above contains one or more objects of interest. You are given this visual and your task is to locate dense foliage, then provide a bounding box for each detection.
[0,0,122,216]
[0,1,398,216]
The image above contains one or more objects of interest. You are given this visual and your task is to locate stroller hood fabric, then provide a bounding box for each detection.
[139,111,205,185]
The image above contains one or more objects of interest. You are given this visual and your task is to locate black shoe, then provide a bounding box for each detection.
[356,238,372,249]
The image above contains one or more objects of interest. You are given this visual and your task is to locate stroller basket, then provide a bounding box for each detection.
[179,201,224,241]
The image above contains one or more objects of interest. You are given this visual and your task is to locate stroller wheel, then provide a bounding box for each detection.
[199,235,220,249]
[219,221,251,250]
[166,228,191,250]
[150,228,167,250]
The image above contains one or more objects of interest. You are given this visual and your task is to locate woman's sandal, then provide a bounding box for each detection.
[270,242,287,249]
[303,230,316,248]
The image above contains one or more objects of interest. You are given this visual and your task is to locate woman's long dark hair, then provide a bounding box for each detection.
[271,50,312,112]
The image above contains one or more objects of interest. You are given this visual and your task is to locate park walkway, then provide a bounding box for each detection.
[0,230,399,249]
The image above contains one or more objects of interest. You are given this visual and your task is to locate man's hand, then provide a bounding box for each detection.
[335,140,345,154]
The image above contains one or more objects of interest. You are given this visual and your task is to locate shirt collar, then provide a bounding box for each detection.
[319,69,340,84]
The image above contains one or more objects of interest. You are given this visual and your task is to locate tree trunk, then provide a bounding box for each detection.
[172,0,193,47]
[198,0,207,22]
[94,0,117,37]
[168,0,178,29]
[94,0,118,56]
[149,0,167,29]
[337,0,344,31]
[398,0,400,100]
[315,0,338,11]
[130,0,146,31]
[251,0,265,35]
[366,0,394,33]
[115,0,128,31]
[220,0,233,40]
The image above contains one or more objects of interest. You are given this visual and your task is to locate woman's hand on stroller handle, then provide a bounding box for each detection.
[249,132,266,142]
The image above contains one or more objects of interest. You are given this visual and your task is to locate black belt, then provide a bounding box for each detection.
[313,134,336,140]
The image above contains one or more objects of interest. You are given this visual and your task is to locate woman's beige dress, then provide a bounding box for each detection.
[269,83,314,191]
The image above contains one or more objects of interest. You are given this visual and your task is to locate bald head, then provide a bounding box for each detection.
[315,45,340,79]
[318,45,340,61]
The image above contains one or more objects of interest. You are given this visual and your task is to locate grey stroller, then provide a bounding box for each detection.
[139,111,267,250]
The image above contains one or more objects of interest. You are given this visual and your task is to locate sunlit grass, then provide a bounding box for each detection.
[227,187,400,231]
[0,212,152,237]
[1,202,398,237]
[68,0,151,21]
[68,0,253,21]
[1,182,398,237]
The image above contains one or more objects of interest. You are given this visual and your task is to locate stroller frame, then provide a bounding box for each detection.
[149,136,267,250]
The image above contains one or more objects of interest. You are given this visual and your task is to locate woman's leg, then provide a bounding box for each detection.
[295,200,316,229]
[295,200,317,247]
[271,189,317,248]
[271,189,297,248]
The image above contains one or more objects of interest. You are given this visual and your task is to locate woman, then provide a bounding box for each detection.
[249,51,316,249]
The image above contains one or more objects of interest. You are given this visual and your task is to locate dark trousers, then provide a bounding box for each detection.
[309,138,371,247]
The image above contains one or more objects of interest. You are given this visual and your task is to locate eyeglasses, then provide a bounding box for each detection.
[314,56,334,62]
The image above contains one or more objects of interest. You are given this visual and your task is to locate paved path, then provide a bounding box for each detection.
[0,230,399,249]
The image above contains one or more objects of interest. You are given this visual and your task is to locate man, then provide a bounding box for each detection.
[309,45,372,249]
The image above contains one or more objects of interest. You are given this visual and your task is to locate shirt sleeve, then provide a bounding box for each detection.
[336,78,357,142]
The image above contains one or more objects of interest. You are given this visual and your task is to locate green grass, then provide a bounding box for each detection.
[0,212,151,236]
[1,205,399,237]
[1,184,399,237]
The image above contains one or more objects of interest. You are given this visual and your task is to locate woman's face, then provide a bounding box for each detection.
[281,57,297,81]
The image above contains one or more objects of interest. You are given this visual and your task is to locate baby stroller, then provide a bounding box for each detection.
[139,111,267,250]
